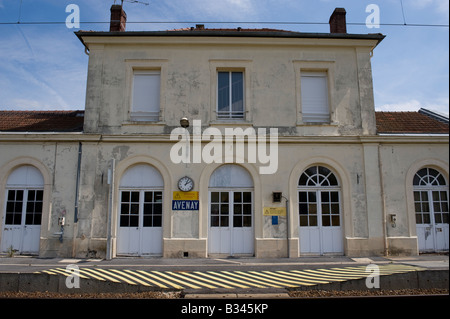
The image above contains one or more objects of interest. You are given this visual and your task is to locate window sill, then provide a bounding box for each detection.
[210,120,252,126]
[123,120,166,126]
[296,122,338,127]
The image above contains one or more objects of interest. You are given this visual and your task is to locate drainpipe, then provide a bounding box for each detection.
[378,144,389,256]
[106,159,116,260]
[282,195,290,258]
[74,142,82,223]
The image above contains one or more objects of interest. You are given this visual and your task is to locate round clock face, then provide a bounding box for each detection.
[178,176,194,192]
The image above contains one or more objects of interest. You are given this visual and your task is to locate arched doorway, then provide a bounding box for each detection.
[413,167,449,252]
[1,165,43,254]
[208,164,254,256]
[298,165,343,255]
[117,164,164,256]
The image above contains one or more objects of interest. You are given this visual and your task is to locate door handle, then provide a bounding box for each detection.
[436,227,443,232]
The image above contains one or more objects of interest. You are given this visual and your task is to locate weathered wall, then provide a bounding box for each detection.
[82,36,378,137]
[0,136,448,258]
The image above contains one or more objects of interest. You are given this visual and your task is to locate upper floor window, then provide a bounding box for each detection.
[301,71,330,123]
[217,71,244,119]
[131,70,161,121]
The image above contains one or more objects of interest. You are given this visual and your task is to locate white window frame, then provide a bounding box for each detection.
[130,70,161,122]
[300,71,330,123]
[124,59,168,125]
[216,71,245,120]
[209,60,253,124]
[293,61,335,126]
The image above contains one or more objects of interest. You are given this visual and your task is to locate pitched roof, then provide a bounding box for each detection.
[0,110,448,135]
[375,111,449,134]
[0,110,84,132]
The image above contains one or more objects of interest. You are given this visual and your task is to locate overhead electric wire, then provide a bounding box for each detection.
[0,20,448,28]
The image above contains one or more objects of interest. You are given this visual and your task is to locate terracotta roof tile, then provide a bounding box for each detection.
[0,110,84,132]
[1,110,448,135]
[375,111,449,134]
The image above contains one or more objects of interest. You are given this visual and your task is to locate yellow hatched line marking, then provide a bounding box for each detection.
[80,268,119,282]
[94,268,138,285]
[54,267,90,279]
[109,269,151,286]
[259,271,316,286]
[77,268,108,281]
[43,268,70,277]
[303,269,366,279]
[213,271,263,288]
[41,270,58,276]
[234,271,286,288]
[169,272,217,289]
[247,271,303,288]
[275,271,331,284]
[267,271,327,285]
[316,269,367,278]
[181,272,234,289]
[292,270,347,282]
[165,272,205,289]
[193,271,243,289]
[153,271,199,289]
[138,270,183,289]
[126,270,169,289]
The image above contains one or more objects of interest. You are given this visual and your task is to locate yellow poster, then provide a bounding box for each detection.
[263,207,286,216]
[173,191,199,200]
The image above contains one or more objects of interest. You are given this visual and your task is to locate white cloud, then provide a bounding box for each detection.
[376,99,422,112]
[376,99,449,116]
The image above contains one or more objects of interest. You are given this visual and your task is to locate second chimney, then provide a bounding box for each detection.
[110,4,127,32]
[329,8,347,33]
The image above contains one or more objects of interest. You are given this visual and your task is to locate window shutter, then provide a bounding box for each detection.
[131,71,160,121]
[301,72,330,123]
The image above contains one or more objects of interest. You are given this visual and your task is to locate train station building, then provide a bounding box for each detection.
[0,6,448,259]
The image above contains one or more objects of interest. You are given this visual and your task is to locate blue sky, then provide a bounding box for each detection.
[0,0,448,115]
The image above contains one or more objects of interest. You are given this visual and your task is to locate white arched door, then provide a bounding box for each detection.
[1,166,44,254]
[414,168,449,252]
[208,165,254,256]
[298,166,343,255]
[117,164,163,256]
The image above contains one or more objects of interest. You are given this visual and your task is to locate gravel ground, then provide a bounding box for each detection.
[0,289,447,299]
[0,291,182,299]
[288,288,449,298]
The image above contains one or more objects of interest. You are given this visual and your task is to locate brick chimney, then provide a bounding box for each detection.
[110,4,127,32]
[329,8,347,33]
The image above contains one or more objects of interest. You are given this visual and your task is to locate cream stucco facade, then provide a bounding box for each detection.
[1,26,448,259]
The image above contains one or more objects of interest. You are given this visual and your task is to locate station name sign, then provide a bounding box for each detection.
[172,191,199,211]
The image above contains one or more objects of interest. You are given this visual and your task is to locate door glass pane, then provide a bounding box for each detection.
[331,215,340,226]
[233,216,242,227]
[120,191,140,227]
[322,215,330,226]
[220,216,229,227]
[221,192,229,203]
[143,191,163,227]
[221,204,229,215]
[211,192,219,202]
[211,216,219,227]
[243,216,252,227]
[5,190,23,225]
[211,192,231,227]
[25,189,43,225]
